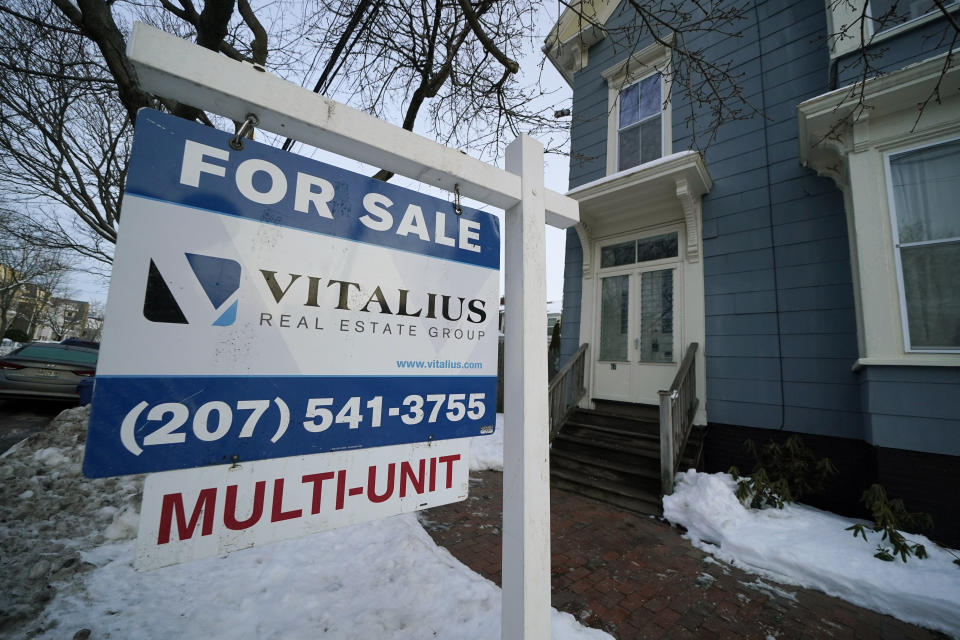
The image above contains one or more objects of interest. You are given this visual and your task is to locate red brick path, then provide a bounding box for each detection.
[419,470,944,639]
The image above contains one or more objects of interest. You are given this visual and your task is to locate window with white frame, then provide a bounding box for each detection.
[887,138,960,351]
[617,72,663,171]
[602,39,672,176]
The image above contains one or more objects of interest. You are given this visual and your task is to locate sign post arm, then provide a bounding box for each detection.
[502,135,551,640]
[127,23,579,229]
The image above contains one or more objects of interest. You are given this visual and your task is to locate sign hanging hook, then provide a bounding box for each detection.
[229,113,259,150]
[454,183,462,216]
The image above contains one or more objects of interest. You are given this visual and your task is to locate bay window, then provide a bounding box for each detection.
[887,139,960,351]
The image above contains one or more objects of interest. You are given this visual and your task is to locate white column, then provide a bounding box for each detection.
[502,135,551,639]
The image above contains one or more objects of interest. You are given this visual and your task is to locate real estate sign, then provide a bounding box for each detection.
[83,109,500,479]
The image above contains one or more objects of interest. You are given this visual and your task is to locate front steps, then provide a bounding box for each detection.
[550,407,705,515]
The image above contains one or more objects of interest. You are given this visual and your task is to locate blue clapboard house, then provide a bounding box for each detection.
[543,0,959,545]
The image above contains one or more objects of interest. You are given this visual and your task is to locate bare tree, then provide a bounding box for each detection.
[0,1,128,265]
[0,0,272,267]
[37,296,87,341]
[616,0,762,148]
[0,210,72,339]
[293,0,565,178]
[2,0,954,271]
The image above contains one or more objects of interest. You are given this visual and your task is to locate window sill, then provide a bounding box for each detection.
[852,355,960,370]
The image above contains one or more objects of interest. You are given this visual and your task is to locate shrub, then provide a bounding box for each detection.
[846,484,934,563]
[729,435,837,510]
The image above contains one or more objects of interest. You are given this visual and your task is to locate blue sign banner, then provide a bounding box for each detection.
[84,110,500,478]
[125,109,499,270]
[84,375,496,477]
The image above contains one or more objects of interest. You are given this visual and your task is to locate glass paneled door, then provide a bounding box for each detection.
[594,238,681,404]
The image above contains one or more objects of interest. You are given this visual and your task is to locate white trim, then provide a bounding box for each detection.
[543,0,621,85]
[854,356,960,368]
[883,135,960,354]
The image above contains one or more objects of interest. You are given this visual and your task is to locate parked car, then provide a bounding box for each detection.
[0,343,98,402]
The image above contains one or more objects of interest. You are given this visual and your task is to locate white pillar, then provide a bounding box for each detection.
[502,135,551,640]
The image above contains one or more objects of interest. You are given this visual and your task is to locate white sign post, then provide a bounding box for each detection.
[503,136,551,637]
[125,23,579,639]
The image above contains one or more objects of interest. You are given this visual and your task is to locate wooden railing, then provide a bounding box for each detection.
[659,342,699,495]
[547,343,588,441]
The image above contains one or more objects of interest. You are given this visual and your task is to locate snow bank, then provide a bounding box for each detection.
[4,408,609,639]
[0,405,143,634]
[663,470,960,637]
[469,413,504,471]
[39,514,607,640]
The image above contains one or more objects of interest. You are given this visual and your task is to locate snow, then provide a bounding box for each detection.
[1,407,609,640]
[469,413,504,471]
[663,469,960,638]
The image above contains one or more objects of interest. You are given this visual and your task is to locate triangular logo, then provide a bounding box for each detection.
[143,259,188,324]
[185,253,242,310]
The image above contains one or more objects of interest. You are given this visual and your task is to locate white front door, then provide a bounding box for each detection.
[592,231,682,405]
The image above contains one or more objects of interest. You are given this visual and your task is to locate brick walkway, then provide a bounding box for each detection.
[419,470,945,639]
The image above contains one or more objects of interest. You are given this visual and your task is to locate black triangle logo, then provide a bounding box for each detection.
[143,259,188,324]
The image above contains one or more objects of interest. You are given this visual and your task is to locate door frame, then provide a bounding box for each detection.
[589,224,685,405]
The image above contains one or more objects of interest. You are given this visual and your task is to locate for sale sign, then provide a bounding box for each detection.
[84,109,500,478]
[135,439,469,570]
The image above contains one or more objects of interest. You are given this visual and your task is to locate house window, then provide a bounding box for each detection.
[599,275,629,361]
[869,0,939,33]
[617,73,663,171]
[602,39,672,176]
[887,138,960,351]
[599,232,678,268]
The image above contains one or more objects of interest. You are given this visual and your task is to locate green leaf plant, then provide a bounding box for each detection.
[845,484,943,564]
[729,435,837,510]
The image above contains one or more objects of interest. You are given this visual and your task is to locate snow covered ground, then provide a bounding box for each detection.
[0,408,608,639]
[663,469,960,638]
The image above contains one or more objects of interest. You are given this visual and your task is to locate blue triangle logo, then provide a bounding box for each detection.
[213,300,238,327]
[185,253,241,309]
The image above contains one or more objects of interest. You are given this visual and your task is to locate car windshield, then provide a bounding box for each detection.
[14,345,98,366]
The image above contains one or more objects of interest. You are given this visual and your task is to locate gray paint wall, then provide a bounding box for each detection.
[860,367,960,456]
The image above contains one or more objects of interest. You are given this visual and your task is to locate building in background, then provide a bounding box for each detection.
[2,263,92,342]
[546,0,958,544]
[32,298,90,342]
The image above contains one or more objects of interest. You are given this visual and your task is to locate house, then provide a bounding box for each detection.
[545,0,959,545]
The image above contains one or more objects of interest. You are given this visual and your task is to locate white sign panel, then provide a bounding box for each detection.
[84,109,500,478]
[136,438,470,570]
